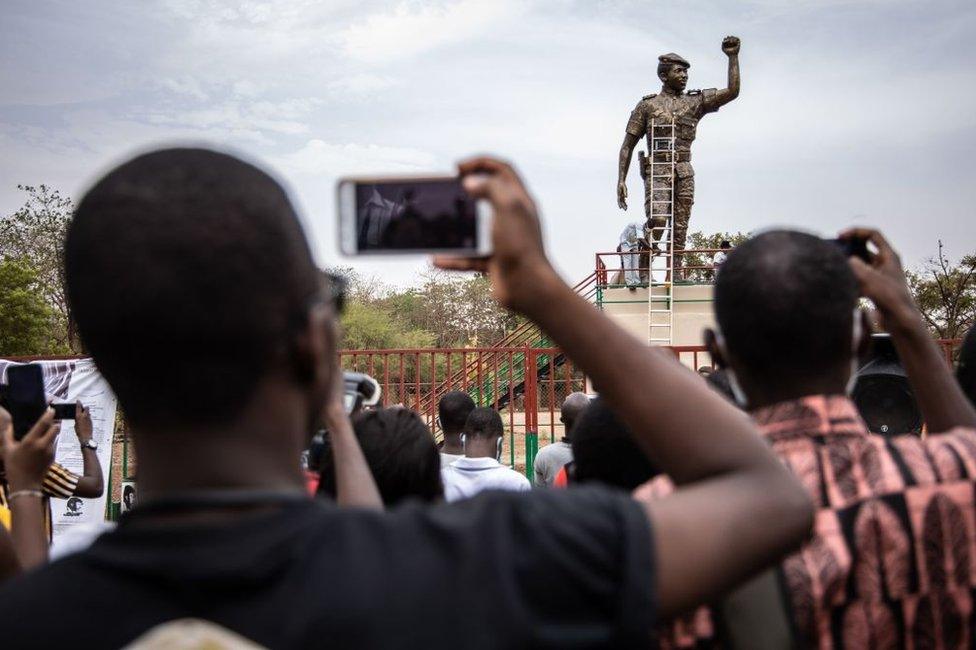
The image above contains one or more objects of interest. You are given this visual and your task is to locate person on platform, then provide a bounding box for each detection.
[712,240,731,269]
[652,229,976,648]
[618,221,648,290]
[440,408,529,501]
[0,148,813,648]
[437,390,474,466]
[533,392,589,486]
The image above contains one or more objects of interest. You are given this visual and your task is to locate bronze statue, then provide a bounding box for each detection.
[616,36,741,269]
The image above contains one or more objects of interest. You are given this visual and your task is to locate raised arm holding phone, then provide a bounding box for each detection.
[436,157,813,615]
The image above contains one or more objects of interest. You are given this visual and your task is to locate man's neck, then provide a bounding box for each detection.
[743,381,850,412]
[463,438,499,460]
[661,84,680,97]
[441,433,464,455]
[132,383,310,503]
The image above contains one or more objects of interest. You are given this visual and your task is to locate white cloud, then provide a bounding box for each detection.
[340,0,525,64]
[273,139,440,178]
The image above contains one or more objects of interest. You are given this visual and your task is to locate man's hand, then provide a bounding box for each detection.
[839,228,916,330]
[722,35,740,56]
[433,157,558,313]
[0,407,58,491]
[617,181,628,210]
[74,401,93,446]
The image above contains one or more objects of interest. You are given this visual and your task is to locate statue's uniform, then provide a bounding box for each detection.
[626,89,721,264]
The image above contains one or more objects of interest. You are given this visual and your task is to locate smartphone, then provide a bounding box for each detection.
[52,403,77,420]
[831,237,872,263]
[4,364,47,441]
[337,176,491,255]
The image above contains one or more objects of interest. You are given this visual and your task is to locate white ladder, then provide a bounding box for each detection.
[647,119,675,346]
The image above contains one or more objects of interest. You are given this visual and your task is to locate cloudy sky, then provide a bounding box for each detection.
[2,0,974,285]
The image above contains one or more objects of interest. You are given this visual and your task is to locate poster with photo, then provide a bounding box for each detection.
[120,481,137,513]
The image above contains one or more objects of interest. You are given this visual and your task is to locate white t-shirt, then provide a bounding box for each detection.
[439,452,464,467]
[441,457,531,502]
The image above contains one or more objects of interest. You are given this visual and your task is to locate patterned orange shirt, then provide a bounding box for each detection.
[653,395,976,649]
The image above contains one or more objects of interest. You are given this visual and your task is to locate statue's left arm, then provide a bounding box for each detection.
[710,36,740,108]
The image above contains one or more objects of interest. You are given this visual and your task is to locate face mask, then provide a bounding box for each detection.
[495,437,503,462]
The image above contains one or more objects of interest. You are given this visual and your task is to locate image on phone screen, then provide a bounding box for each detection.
[341,178,481,254]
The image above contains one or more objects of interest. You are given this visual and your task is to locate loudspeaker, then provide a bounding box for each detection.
[852,334,922,436]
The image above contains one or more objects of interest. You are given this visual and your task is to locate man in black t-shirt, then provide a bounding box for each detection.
[0,149,812,648]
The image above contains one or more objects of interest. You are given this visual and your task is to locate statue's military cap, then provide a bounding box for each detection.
[658,53,690,69]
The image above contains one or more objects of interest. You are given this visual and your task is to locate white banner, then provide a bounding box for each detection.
[0,358,117,542]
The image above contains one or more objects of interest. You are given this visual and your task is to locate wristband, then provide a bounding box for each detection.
[8,489,44,502]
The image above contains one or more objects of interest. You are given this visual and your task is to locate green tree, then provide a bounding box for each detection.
[0,258,58,356]
[682,230,750,282]
[907,241,976,340]
[0,185,74,349]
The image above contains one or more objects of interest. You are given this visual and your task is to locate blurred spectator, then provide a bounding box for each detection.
[571,397,659,491]
[533,392,589,486]
[441,408,529,501]
[0,149,812,647]
[0,402,101,546]
[0,406,61,572]
[655,229,976,648]
[437,390,474,466]
[318,408,443,506]
[958,323,976,406]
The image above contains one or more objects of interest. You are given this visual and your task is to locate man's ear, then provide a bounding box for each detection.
[703,328,727,369]
[290,304,335,391]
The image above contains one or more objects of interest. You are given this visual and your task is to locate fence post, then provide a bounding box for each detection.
[525,431,538,483]
[522,346,539,477]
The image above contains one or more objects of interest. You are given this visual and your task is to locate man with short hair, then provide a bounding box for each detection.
[318,407,443,506]
[0,148,812,648]
[572,397,660,491]
[533,392,588,486]
[441,408,529,501]
[437,390,474,466]
[655,229,976,648]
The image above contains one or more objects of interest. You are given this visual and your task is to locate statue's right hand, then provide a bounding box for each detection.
[617,181,628,210]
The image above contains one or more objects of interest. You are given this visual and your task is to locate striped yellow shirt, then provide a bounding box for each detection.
[0,462,81,540]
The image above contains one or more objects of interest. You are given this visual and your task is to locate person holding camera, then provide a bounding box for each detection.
[0,401,102,551]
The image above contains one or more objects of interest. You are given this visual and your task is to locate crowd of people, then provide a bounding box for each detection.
[0,146,975,649]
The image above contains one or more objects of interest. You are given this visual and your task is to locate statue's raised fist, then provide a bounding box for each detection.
[722,36,740,56]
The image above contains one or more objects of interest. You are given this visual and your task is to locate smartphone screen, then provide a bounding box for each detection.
[5,364,47,441]
[338,177,488,255]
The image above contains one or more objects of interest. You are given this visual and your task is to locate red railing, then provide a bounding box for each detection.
[595,248,726,284]
[412,272,601,419]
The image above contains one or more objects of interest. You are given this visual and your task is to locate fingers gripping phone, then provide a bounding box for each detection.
[831,237,872,263]
[338,176,492,255]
